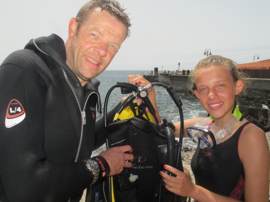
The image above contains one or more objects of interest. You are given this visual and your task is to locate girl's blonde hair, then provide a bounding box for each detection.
[191,55,247,91]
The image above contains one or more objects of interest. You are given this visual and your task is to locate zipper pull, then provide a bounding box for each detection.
[82,111,86,125]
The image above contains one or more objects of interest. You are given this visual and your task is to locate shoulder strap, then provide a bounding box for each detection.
[238,121,250,132]
[235,121,251,146]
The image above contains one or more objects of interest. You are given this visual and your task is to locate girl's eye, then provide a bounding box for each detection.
[197,87,208,95]
[215,84,226,91]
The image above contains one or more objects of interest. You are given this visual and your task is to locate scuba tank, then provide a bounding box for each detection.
[93,81,187,202]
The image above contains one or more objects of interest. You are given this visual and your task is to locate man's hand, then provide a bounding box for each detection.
[100,145,133,176]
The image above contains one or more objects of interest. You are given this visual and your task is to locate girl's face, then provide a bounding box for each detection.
[193,65,243,120]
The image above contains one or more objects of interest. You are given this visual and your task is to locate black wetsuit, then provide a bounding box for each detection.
[191,122,250,200]
[0,34,104,202]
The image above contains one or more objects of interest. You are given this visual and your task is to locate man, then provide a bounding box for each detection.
[0,0,133,201]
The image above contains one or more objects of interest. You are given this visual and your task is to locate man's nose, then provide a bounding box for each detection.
[96,42,108,57]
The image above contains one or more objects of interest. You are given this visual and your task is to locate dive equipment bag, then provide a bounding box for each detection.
[89,81,187,202]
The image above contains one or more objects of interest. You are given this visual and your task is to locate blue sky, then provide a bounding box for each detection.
[1,0,270,70]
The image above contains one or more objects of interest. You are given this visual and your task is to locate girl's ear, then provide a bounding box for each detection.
[193,90,200,99]
[235,80,245,95]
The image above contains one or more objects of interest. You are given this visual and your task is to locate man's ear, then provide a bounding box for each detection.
[68,17,79,38]
[235,80,245,95]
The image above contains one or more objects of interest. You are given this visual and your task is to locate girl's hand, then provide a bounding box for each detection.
[128,74,160,123]
[160,164,196,197]
[128,74,155,96]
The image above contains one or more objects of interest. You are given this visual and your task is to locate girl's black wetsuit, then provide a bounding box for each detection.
[191,122,250,200]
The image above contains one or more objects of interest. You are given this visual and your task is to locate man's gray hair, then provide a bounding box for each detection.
[76,0,131,36]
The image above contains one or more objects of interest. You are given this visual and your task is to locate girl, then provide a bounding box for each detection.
[161,55,269,202]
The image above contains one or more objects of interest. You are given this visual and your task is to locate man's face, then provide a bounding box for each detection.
[66,9,127,85]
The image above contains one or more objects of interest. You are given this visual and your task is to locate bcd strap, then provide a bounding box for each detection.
[113,103,156,124]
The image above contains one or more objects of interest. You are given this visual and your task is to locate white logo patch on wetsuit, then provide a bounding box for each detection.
[5,99,26,128]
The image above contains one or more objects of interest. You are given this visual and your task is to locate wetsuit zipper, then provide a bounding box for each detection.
[32,39,100,201]
[62,70,99,163]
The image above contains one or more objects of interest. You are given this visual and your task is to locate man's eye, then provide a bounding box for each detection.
[108,43,120,52]
[90,31,98,39]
